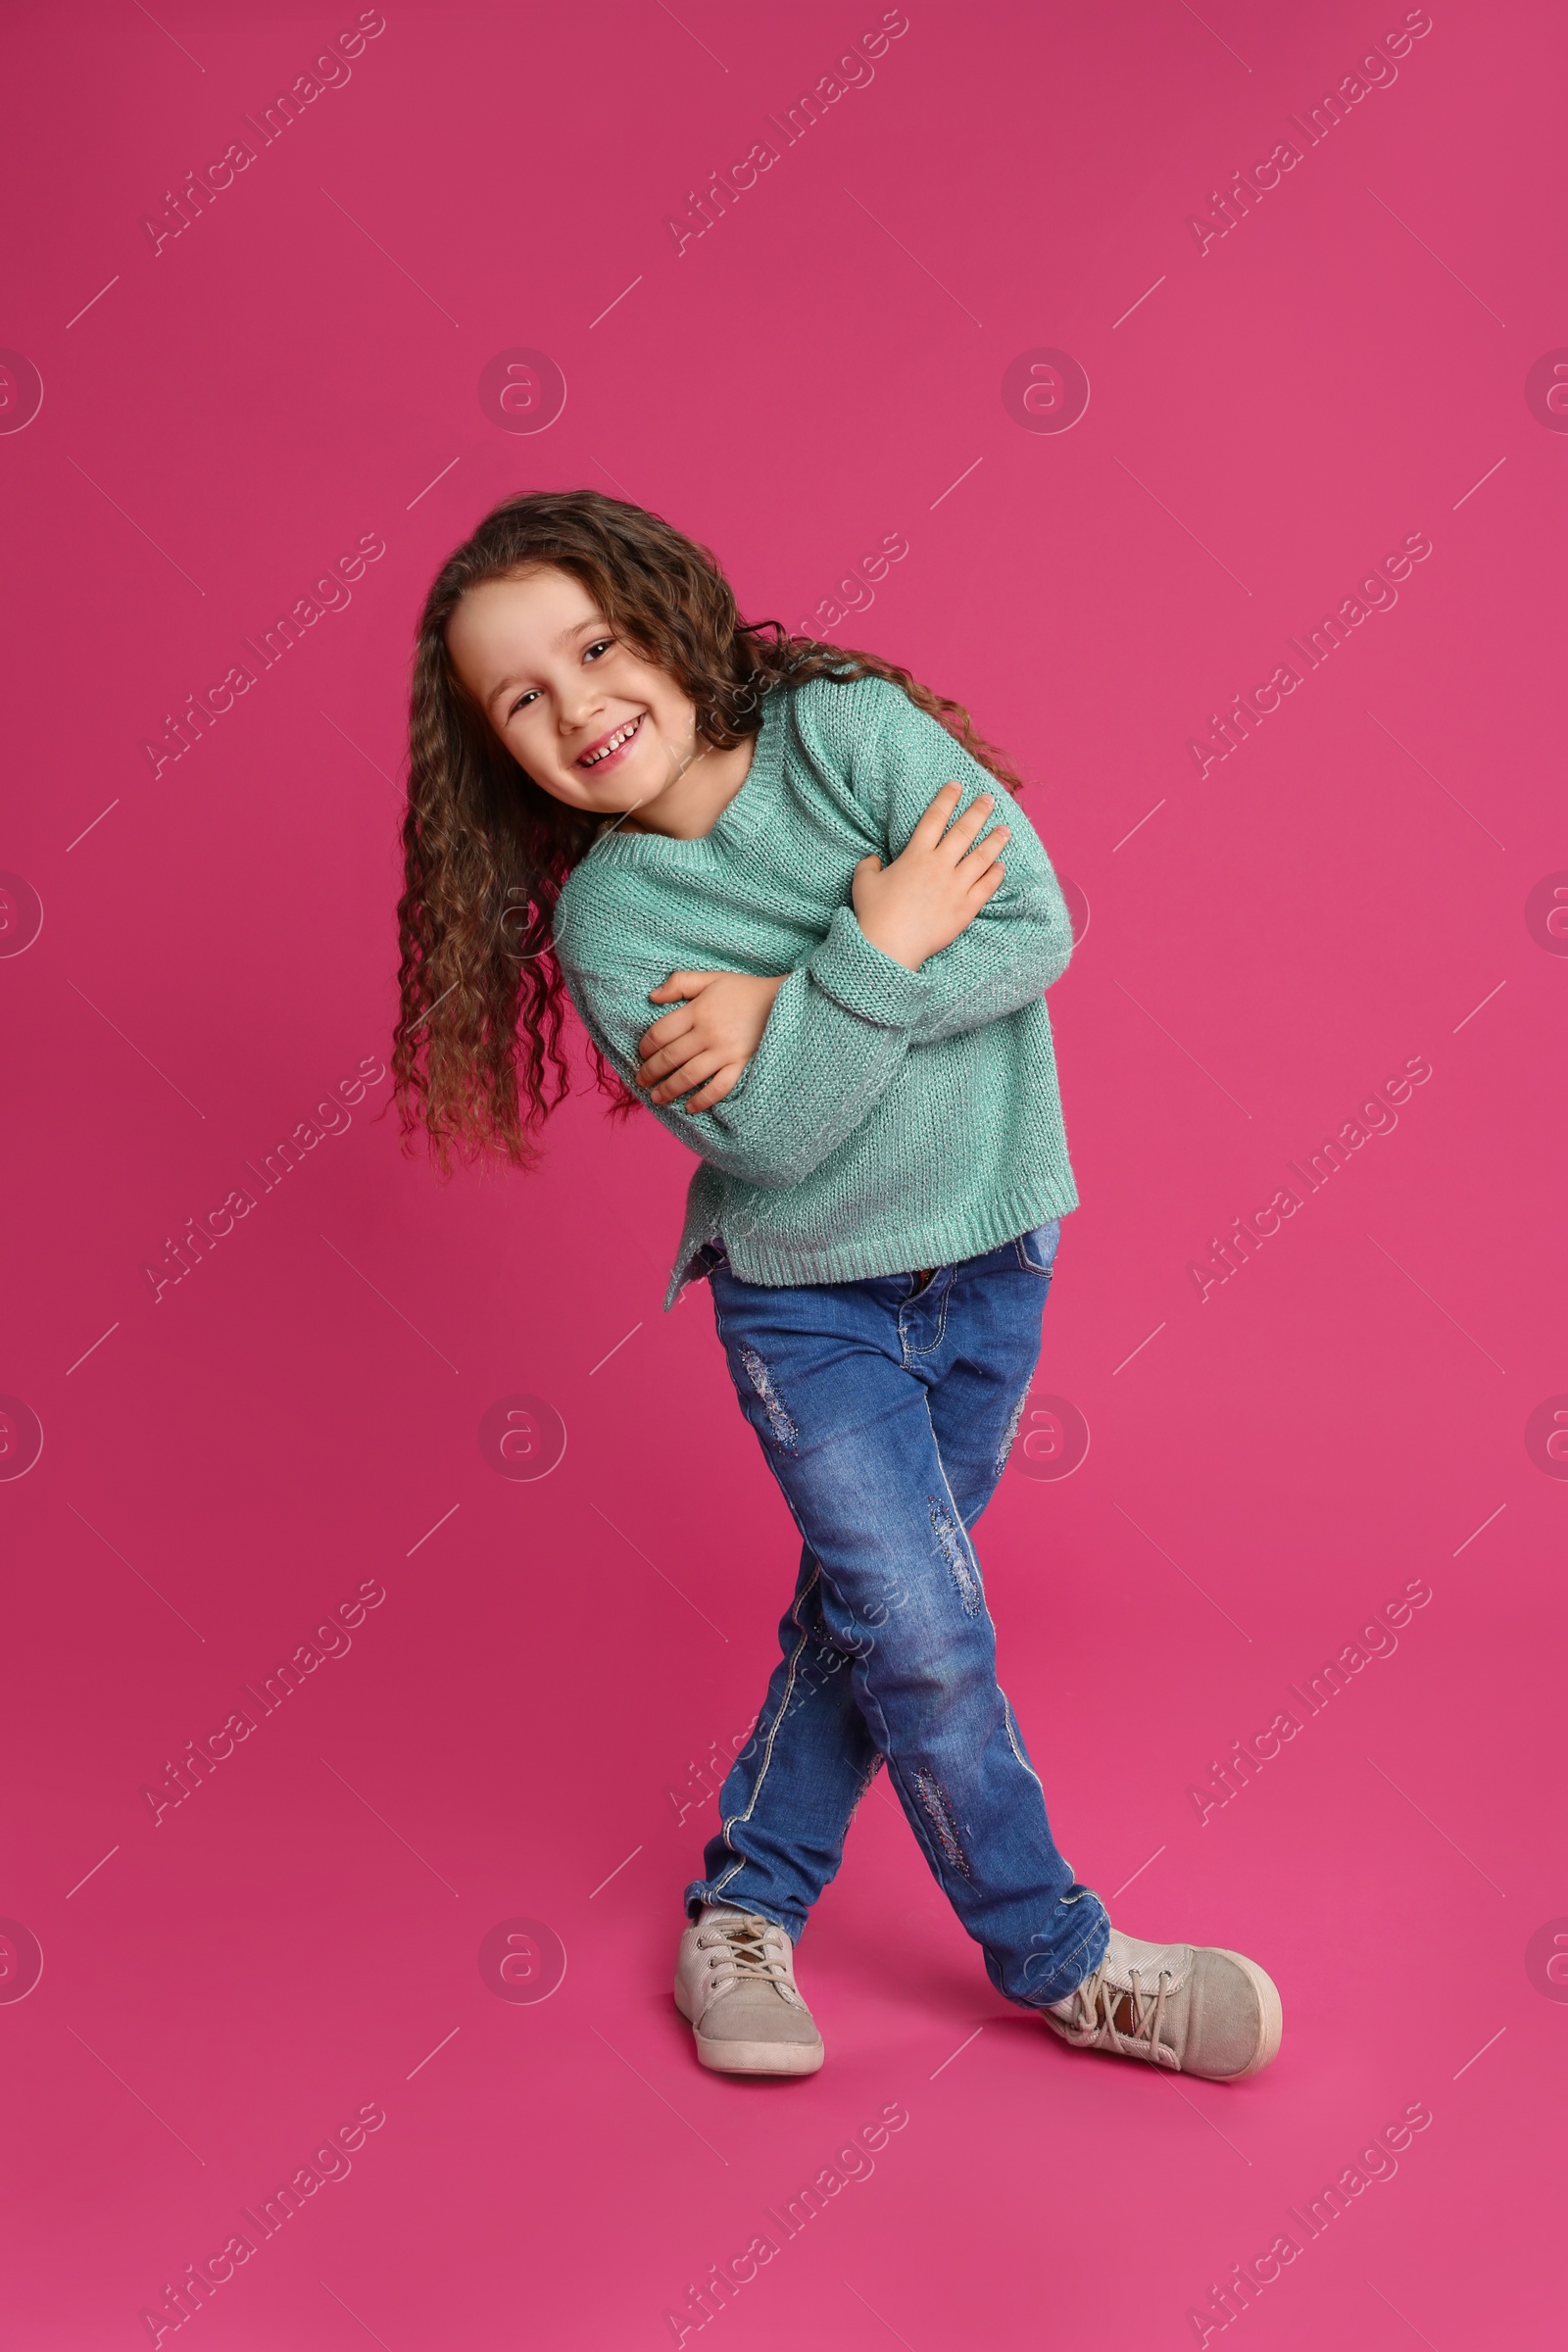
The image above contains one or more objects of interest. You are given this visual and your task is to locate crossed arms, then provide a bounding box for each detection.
[559,681,1074,1189]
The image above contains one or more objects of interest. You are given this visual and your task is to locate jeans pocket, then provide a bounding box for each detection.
[1013,1218,1061,1275]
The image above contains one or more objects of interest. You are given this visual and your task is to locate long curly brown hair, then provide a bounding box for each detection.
[394,487,1026,1177]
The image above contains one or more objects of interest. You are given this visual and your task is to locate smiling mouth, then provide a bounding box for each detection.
[577,713,644,767]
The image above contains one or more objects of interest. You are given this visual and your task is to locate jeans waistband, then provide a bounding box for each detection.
[700,1220,1059,1285]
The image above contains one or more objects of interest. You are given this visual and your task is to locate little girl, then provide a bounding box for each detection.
[395,488,1282,2085]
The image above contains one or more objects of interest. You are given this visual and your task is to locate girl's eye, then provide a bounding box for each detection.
[505,637,612,715]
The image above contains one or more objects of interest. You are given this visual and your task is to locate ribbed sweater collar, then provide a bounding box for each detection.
[577,685,785,870]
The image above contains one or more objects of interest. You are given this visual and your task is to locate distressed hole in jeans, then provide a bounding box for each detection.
[928,1497,982,1615]
[737,1345,798,1449]
[994,1388,1029,1482]
[912,1767,970,1878]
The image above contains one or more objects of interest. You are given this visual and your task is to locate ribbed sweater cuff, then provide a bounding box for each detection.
[807,905,928,1031]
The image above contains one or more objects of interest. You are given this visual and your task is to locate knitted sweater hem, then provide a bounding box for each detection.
[665,1166,1080,1310]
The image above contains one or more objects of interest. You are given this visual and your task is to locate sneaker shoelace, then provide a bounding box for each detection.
[1054,1957,1177,2067]
[700,1916,799,2005]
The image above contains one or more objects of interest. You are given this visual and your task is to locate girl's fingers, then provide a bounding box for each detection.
[641,1003,751,1077]
[924,786,999,861]
[648,969,717,1003]
[684,1060,744,1111]
[949,793,999,847]
[959,820,1010,867]
[651,1047,725,1103]
[639,1022,707,1079]
[961,858,1006,907]
[909,780,966,847]
[637,1008,696,1062]
[641,1010,693,1048]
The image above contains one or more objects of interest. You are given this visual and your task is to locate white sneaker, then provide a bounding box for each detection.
[1043,1927,1283,2081]
[673,1905,825,2076]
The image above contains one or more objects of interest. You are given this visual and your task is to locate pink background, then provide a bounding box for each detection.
[3,1,1565,2343]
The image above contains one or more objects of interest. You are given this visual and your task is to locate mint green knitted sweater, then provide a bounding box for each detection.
[552,672,1080,1310]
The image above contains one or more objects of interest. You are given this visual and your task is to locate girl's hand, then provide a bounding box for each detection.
[851,780,1010,971]
[637,970,788,1111]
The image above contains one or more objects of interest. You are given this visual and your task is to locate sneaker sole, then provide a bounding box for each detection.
[1208,1947,1284,2078]
[692,2031,825,2077]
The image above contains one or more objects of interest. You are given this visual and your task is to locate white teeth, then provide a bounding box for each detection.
[582,714,641,765]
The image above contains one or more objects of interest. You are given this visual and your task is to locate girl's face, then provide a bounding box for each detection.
[446,564,702,814]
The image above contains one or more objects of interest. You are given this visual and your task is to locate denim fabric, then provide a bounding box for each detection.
[685,1220,1108,2010]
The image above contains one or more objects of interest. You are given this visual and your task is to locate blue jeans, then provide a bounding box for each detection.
[685,1221,1109,2010]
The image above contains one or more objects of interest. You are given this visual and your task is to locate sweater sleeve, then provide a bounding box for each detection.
[841,676,1075,1043]
[558,902,931,1189]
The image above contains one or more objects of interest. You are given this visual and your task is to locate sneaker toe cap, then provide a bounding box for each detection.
[1186,1948,1284,2078]
[701,1990,821,2048]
